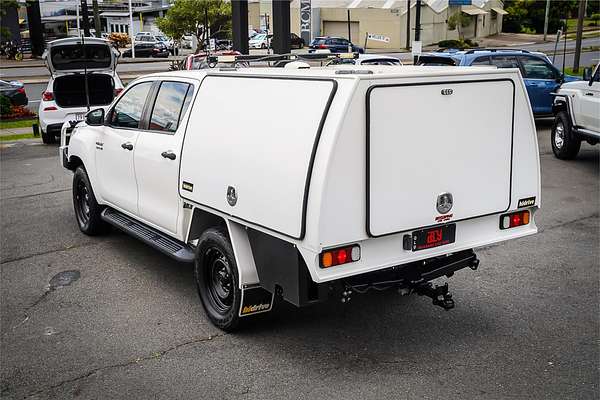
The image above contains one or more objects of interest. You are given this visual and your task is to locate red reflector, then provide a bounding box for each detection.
[511,214,521,227]
[336,249,348,265]
[42,91,54,101]
[43,106,57,111]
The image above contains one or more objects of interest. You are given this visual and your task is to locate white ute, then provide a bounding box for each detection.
[61,65,541,331]
[551,62,600,159]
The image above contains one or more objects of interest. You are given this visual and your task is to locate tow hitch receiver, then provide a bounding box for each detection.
[413,282,455,310]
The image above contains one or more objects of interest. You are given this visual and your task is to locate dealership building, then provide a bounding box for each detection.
[248,0,508,49]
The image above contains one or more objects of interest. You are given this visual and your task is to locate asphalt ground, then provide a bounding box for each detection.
[0,121,598,399]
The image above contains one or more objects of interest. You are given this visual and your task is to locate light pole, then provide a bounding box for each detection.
[543,0,550,41]
[128,0,135,58]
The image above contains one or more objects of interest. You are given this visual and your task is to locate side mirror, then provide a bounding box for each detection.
[85,108,105,126]
[582,67,593,82]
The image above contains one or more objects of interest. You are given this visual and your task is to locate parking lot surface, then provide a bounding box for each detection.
[1,122,598,399]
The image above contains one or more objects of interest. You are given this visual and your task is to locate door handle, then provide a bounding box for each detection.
[585,92,594,96]
[121,142,133,151]
[161,151,176,160]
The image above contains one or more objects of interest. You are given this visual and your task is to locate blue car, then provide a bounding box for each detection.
[418,49,579,116]
[308,36,364,54]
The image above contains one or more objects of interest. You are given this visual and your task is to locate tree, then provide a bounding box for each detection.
[447,11,471,40]
[156,0,231,52]
[503,0,579,34]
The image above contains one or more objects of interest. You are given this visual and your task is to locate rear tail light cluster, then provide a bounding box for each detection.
[42,91,54,101]
[114,88,123,97]
[500,210,530,230]
[320,245,360,268]
[16,87,25,94]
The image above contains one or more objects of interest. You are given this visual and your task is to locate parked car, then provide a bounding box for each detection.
[181,35,193,49]
[134,32,174,54]
[249,33,270,49]
[417,49,579,116]
[122,42,169,58]
[183,51,247,70]
[327,54,402,66]
[60,65,539,331]
[39,37,124,144]
[550,63,600,159]
[308,36,364,54]
[0,79,28,106]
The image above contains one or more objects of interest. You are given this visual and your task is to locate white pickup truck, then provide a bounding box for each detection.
[551,63,600,159]
[60,65,541,331]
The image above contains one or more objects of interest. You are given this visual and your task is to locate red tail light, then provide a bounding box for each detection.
[42,91,54,101]
[500,210,530,229]
[16,87,25,94]
[320,245,361,268]
[318,44,327,49]
[114,88,123,96]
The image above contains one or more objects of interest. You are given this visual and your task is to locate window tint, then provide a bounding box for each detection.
[593,67,600,82]
[519,56,557,79]
[490,55,520,69]
[109,82,152,129]
[148,82,192,133]
[471,56,490,66]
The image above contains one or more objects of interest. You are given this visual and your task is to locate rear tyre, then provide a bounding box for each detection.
[552,111,581,160]
[41,128,55,144]
[72,166,109,235]
[195,227,242,332]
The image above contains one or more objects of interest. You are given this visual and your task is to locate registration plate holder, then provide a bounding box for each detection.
[412,224,456,252]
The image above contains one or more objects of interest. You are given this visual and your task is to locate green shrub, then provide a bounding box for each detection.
[437,39,478,49]
[591,13,600,21]
[0,95,11,116]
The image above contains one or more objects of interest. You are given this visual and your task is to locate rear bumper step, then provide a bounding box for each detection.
[101,208,195,263]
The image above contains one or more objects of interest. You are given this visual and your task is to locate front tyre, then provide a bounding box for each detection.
[552,111,581,160]
[195,228,242,332]
[72,166,109,235]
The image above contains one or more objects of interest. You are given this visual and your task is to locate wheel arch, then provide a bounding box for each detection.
[187,208,259,288]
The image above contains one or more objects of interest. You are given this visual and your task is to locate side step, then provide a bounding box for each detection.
[101,208,195,263]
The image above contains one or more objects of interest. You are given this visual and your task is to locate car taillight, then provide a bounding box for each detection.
[320,245,361,268]
[43,106,57,111]
[17,87,25,94]
[319,44,327,49]
[500,210,530,230]
[114,88,123,96]
[42,91,54,101]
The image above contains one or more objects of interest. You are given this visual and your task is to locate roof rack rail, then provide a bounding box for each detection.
[464,48,532,54]
[205,52,359,68]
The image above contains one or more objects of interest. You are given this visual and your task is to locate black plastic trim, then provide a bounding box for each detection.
[101,208,195,263]
[178,74,338,240]
[365,78,516,238]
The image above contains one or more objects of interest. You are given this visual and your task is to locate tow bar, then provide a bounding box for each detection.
[413,282,455,311]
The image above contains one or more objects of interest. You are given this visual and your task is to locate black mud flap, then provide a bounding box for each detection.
[239,286,274,317]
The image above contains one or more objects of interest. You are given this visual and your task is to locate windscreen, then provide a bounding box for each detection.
[50,44,112,70]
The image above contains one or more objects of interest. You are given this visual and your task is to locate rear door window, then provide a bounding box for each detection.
[519,56,558,79]
[50,44,111,70]
[490,55,520,69]
[148,82,193,133]
[109,82,153,129]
